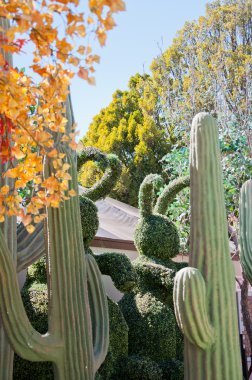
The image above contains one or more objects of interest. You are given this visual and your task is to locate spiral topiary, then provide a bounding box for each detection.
[78,147,138,380]
[119,173,190,379]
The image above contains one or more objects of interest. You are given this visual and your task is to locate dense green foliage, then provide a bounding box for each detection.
[160,126,252,250]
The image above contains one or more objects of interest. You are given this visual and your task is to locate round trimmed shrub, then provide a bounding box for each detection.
[134,215,179,260]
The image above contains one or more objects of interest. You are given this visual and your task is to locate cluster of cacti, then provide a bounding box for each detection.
[77,147,136,379]
[119,172,190,379]
[0,61,109,380]
[173,113,243,379]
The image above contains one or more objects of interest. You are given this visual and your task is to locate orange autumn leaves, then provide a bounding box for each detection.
[0,0,125,231]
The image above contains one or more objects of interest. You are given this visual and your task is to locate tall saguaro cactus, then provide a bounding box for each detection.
[0,92,109,378]
[173,113,243,379]
[0,16,17,380]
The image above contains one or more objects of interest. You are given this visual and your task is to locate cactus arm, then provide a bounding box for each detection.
[94,252,135,292]
[78,147,122,202]
[173,267,214,350]
[138,174,164,217]
[154,175,190,215]
[240,179,252,284]
[0,229,62,362]
[17,222,45,272]
[86,254,109,372]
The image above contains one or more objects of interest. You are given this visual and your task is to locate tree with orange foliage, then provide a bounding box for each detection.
[0,0,125,229]
[0,1,125,379]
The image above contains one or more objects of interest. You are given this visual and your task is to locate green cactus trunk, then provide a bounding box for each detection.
[45,150,108,379]
[0,16,17,380]
[174,113,242,379]
[45,159,93,379]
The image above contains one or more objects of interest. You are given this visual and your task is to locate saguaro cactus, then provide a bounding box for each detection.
[240,179,252,284]
[0,93,109,379]
[173,113,243,379]
[0,16,17,380]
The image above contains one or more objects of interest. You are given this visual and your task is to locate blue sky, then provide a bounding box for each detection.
[71,0,209,138]
[15,0,209,139]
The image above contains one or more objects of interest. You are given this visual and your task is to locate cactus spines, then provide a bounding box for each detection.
[240,179,252,284]
[173,113,242,379]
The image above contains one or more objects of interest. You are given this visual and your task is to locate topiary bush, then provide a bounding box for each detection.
[119,173,189,379]
[78,147,137,379]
